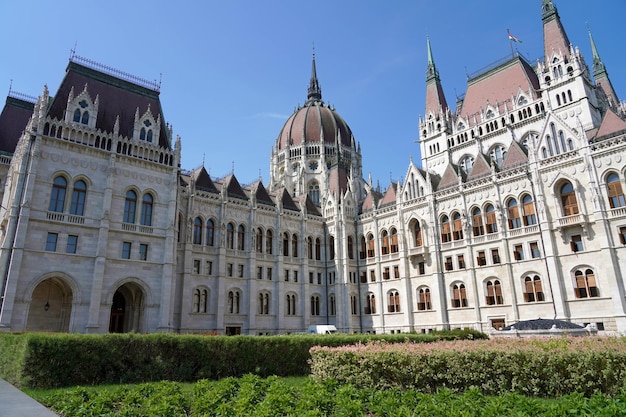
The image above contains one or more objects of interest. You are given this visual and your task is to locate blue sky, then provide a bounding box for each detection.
[1,1,624,187]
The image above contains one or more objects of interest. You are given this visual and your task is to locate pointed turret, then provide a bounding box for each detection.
[589,29,620,111]
[307,48,322,102]
[541,0,571,61]
[424,38,448,116]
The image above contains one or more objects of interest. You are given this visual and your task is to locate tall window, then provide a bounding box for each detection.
[387,290,400,313]
[524,276,544,302]
[381,230,390,255]
[522,195,536,225]
[507,199,521,229]
[351,295,358,315]
[256,228,264,253]
[452,283,468,308]
[307,236,313,259]
[574,269,599,298]
[452,213,463,240]
[486,280,503,305]
[412,220,423,246]
[286,294,296,316]
[485,204,497,233]
[228,290,240,314]
[193,218,203,244]
[315,237,321,260]
[441,215,451,242]
[308,181,320,206]
[292,234,298,257]
[226,223,235,249]
[359,236,367,259]
[123,190,137,223]
[258,292,270,315]
[417,288,432,311]
[560,182,579,216]
[329,236,335,259]
[367,234,375,257]
[237,225,245,250]
[607,173,626,208]
[66,235,78,254]
[365,293,376,314]
[193,288,208,313]
[266,230,273,254]
[46,232,58,251]
[140,194,153,226]
[49,176,67,212]
[206,219,215,246]
[390,228,399,253]
[310,295,320,316]
[122,241,132,259]
[70,180,86,215]
[347,236,354,259]
[283,232,289,256]
[329,295,336,316]
[472,208,484,236]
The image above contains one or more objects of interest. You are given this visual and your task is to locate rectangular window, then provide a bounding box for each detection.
[394,265,400,279]
[383,267,390,280]
[193,260,201,274]
[530,242,541,258]
[257,266,263,279]
[66,235,78,254]
[293,270,298,283]
[46,232,58,252]
[445,256,453,271]
[360,271,367,283]
[284,269,289,282]
[267,267,272,281]
[122,241,131,259]
[570,235,583,252]
[418,261,425,275]
[619,226,626,245]
[309,271,314,284]
[514,244,524,261]
[476,251,486,266]
[206,261,213,275]
[227,263,233,277]
[317,272,322,284]
[491,248,500,264]
[238,264,244,278]
[457,254,465,269]
[370,270,376,282]
[139,243,148,260]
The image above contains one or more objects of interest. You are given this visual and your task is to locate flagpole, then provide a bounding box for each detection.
[507,29,514,58]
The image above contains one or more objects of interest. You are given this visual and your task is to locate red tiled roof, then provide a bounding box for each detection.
[437,164,461,190]
[379,183,397,206]
[500,139,528,170]
[328,166,349,197]
[466,154,491,181]
[593,110,626,140]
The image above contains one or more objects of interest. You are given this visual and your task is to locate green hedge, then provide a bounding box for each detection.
[0,329,484,388]
[310,337,626,397]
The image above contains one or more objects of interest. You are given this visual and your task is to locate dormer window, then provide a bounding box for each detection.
[486,110,494,119]
[518,96,527,105]
[457,122,465,130]
[66,88,97,128]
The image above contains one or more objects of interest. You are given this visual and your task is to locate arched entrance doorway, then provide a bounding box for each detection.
[108,282,145,333]
[26,277,73,332]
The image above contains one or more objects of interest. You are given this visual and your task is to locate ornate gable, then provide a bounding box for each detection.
[64,84,99,129]
[133,105,161,144]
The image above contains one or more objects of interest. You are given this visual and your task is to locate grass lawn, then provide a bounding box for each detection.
[24,375,626,416]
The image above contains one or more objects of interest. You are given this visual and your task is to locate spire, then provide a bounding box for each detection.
[424,37,449,116]
[307,46,322,102]
[541,0,571,62]
[588,27,619,111]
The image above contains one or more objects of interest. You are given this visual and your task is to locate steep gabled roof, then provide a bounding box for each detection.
[222,174,249,200]
[437,163,463,190]
[191,167,219,193]
[593,109,626,141]
[360,189,383,212]
[295,194,322,216]
[466,153,491,181]
[0,95,34,154]
[47,60,170,148]
[249,180,275,206]
[500,139,528,170]
[379,183,397,207]
[276,188,300,212]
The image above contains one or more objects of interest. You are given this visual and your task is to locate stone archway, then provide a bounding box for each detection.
[26,277,73,332]
[108,282,145,333]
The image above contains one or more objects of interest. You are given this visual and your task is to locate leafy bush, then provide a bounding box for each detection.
[0,331,481,388]
[309,337,626,397]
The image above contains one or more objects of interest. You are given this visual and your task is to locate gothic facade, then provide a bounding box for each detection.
[1,0,626,335]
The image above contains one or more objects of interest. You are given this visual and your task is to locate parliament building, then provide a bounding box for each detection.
[1,0,626,335]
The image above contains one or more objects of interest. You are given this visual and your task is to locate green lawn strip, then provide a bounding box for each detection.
[26,376,626,417]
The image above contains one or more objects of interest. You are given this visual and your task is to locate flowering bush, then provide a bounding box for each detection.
[309,337,626,397]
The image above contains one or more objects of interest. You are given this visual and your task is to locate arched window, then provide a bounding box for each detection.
[266,230,273,254]
[365,293,376,314]
[123,190,137,223]
[329,294,336,316]
[81,111,89,125]
[388,290,400,313]
[460,156,474,174]
[237,225,245,250]
[390,228,399,252]
[381,230,390,255]
[574,269,599,298]
[347,236,354,259]
[490,145,507,168]
[485,204,497,233]
[507,199,521,229]
[49,176,67,213]
[193,217,203,244]
[523,276,544,302]
[486,280,503,305]
[417,288,432,311]
[452,212,463,240]
[146,130,153,142]
[140,193,153,226]
[256,228,264,253]
[367,234,375,257]
[70,180,86,216]
[73,109,81,123]
[522,195,536,225]
[329,236,335,260]
[226,223,235,249]
[308,181,320,206]
[315,237,321,260]
[472,207,484,236]
[140,127,146,140]
[607,173,626,208]
[258,292,270,315]
[227,290,240,314]
[286,294,296,316]
[206,219,215,246]
[310,296,320,316]
[440,215,451,243]
[451,283,468,308]
[193,288,208,313]
[283,232,289,256]
[412,220,423,247]
[560,182,579,216]
[291,233,298,257]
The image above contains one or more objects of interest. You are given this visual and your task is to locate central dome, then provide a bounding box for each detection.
[275,53,354,151]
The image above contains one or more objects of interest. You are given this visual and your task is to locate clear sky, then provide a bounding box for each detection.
[1,1,624,188]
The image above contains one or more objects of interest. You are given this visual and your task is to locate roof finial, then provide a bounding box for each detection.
[307,42,322,102]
